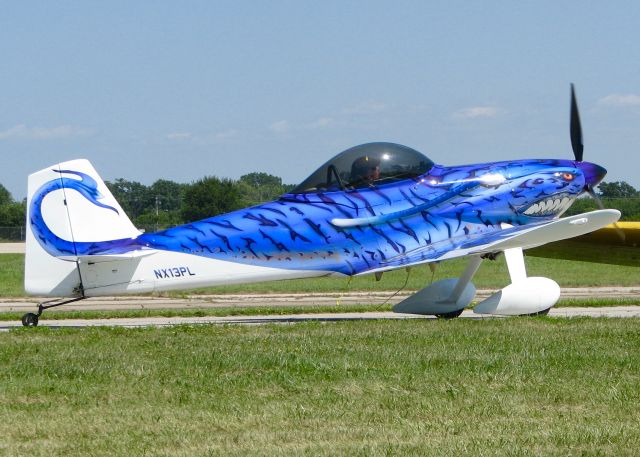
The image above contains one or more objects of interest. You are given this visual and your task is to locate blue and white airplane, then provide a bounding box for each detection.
[21,86,620,326]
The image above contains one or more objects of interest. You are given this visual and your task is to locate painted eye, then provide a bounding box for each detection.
[554,172,575,181]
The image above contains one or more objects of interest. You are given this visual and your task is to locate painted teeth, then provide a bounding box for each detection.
[523,196,573,216]
[557,197,573,214]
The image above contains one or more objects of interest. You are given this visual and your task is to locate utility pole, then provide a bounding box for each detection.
[155,195,160,232]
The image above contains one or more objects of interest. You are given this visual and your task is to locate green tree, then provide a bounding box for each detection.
[564,196,597,216]
[239,172,282,188]
[0,184,25,228]
[596,181,640,221]
[597,181,639,198]
[105,178,188,229]
[565,181,640,221]
[149,179,186,212]
[135,210,184,232]
[0,201,25,226]
[133,179,188,230]
[181,176,245,222]
[0,184,12,207]
[238,172,292,205]
[105,179,152,219]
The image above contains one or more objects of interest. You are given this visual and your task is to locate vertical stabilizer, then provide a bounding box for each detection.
[25,159,140,296]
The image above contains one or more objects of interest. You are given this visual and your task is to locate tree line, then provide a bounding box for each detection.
[0,172,295,233]
[1,178,639,235]
[564,181,640,220]
[107,172,295,230]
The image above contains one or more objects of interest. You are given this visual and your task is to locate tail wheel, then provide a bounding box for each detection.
[21,313,39,327]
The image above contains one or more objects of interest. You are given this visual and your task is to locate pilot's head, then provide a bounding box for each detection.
[351,155,381,184]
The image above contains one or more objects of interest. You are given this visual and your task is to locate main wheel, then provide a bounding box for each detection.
[435,309,464,319]
[21,313,39,327]
[526,308,551,317]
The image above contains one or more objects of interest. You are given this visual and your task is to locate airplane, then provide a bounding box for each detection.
[527,221,640,266]
[21,85,622,326]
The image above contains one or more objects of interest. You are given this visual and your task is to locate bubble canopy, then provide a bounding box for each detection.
[290,142,434,194]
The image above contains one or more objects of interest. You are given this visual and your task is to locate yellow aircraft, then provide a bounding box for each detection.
[527,222,640,266]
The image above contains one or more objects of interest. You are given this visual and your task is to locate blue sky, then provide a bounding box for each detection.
[1,1,639,199]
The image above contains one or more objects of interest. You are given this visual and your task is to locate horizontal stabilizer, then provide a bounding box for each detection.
[59,250,157,264]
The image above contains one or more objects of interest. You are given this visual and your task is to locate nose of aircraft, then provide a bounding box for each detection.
[576,161,607,187]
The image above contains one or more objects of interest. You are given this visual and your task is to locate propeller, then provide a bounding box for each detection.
[570,84,584,162]
[570,84,598,197]
[586,184,626,242]
[570,84,625,241]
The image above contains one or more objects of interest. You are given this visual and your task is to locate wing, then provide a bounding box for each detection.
[526,221,640,266]
[362,209,621,273]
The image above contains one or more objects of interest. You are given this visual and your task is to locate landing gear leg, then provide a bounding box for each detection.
[435,256,483,319]
[473,247,560,316]
[21,297,86,327]
[393,256,481,317]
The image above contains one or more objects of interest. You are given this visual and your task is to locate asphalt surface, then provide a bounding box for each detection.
[2,306,640,330]
[0,243,24,254]
[0,288,638,330]
[2,287,639,313]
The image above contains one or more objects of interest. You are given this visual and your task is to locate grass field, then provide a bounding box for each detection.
[1,253,639,298]
[1,297,640,323]
[0,254,24,297]
[1,319,640,456]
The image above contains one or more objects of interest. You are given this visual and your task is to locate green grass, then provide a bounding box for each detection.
[2,253,639,298]
[0,303,392,322]
[1,319,640,456]
[0,254,23,296]
[2,297,639,323]
[4,253,637,322]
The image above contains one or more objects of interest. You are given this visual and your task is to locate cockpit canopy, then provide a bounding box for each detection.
[291,142,434,194]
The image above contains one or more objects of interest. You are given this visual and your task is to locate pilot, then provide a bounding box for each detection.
[350,155,381,187]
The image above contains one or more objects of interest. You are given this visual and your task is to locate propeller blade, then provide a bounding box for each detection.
[570,83,584,162]
[572,86,623,241]
[586,185,604,210]
[586,185,626,242]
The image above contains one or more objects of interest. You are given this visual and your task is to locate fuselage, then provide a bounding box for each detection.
[134,158,599,275]
[91,160,599,268]
[27,155,606,296]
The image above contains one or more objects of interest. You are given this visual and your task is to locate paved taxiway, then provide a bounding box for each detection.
[2,288,637,330]
[2,287,639,313]
[2,306,640,330]
[0,242,24,254]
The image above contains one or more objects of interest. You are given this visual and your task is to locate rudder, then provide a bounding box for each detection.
[25,159,140,296]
